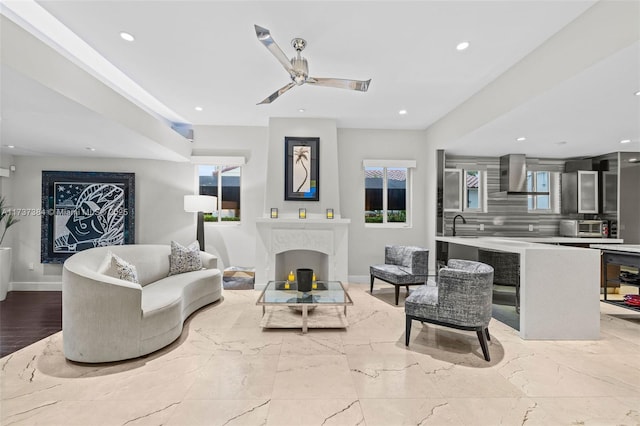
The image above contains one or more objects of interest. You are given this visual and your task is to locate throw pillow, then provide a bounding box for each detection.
[168,241,203,276]
[111,253,139,284]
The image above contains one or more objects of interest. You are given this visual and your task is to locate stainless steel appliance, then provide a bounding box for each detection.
[559,219,606,237]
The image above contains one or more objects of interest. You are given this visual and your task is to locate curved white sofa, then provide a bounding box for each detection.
[62,244,222,363]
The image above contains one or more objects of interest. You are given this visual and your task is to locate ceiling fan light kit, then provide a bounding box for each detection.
[254,25,371,104]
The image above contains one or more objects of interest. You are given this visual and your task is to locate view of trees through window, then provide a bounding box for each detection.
[364,167,408,224]
[198,165,241,222]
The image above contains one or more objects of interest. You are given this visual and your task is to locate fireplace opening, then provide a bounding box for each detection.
[275,250,329,282]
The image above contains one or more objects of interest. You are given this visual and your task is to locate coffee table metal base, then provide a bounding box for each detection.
[257,281,352,334]
[260,305,348,333]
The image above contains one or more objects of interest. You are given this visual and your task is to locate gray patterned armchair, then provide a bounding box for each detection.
[370,245,429,305]
[404,259,494,361]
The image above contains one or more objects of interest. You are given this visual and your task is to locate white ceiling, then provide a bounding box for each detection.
[1,0,639,160]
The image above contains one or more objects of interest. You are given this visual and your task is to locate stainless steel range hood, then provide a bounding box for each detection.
[499,154,549,195]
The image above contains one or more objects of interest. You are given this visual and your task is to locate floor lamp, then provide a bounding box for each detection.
[184,195,217,251]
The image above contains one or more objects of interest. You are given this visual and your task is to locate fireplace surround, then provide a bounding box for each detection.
[255,218,350,290]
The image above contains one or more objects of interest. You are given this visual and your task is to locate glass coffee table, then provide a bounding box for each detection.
[256,281,353,333]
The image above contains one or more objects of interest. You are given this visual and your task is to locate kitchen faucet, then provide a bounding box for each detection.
[453,214,466,236]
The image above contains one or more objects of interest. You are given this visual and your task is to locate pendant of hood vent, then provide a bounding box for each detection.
[499,154,549,195]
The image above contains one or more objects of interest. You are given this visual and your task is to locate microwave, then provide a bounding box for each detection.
[559,220,606,238]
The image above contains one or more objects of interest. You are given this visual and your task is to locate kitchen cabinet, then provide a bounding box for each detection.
[443,168,462,212]
[593,245,640,312]
[562,170,599,214]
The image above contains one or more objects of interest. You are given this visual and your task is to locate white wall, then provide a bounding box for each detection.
[192,125,268,269]
[6,123,439,288]
[7,156,195,287]
[337,128,432,278]
[0,153,16,255]
[266,118,340,217]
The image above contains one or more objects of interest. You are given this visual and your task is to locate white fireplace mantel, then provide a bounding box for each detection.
[255,218,350,290]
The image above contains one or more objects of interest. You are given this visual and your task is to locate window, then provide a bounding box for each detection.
[364,166,410,225]
[198,165,241,222]
[527,171,550,211]
[464,170,481,210]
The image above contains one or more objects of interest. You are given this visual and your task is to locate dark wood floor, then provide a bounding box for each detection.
[0,291,62,358]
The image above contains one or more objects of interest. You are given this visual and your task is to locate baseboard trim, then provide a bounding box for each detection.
[348,275,370,284]
[10,282,62,291]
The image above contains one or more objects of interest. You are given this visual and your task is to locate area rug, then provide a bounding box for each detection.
[222,266,255,290]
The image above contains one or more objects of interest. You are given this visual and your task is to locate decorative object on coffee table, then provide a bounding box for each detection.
[297,268,314,292]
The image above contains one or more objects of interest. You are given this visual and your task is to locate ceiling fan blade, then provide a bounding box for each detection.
[257,82,296,105]
[254,25,294,76]
[307,77,371,92]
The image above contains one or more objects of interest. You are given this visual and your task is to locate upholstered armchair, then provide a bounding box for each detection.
[404,259,494,361]
[370,245,429,305]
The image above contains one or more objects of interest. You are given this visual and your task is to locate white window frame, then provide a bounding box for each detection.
[363,159,415,228]
[193,156,245,225]
[527,170,559,213]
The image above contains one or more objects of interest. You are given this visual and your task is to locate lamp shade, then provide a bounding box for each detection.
[184,195,217,213]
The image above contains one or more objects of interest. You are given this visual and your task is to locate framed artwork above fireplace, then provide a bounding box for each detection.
[284,136,319,201]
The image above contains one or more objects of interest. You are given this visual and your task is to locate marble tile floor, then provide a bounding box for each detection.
[1,283,639,426]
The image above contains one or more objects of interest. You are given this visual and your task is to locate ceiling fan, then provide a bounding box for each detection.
[254,25,371,105]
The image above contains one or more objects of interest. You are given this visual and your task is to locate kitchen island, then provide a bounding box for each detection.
[436,236,603,340]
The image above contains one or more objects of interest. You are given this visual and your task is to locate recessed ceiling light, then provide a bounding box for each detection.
[398,109,408,115]
[516,137,527,142]
[629,158,638,163]
[194,106,203,111]
[635,90,640,96]
[556,141,567,145]
[456,41,470,51]
[120,32,135,42]
[298,108,305,113]
[85,147,96,151]
[6,145,15,149]
[620,139,631,144]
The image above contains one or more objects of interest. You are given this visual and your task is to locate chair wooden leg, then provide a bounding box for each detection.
[405,316,412,346]
[485,327,491,341]
[477,328,491,361]
[370,275,374,293]
[395,285,400,305]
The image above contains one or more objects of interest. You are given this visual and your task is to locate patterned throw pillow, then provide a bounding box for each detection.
[111,253,139,284]
[168,241,203,276]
